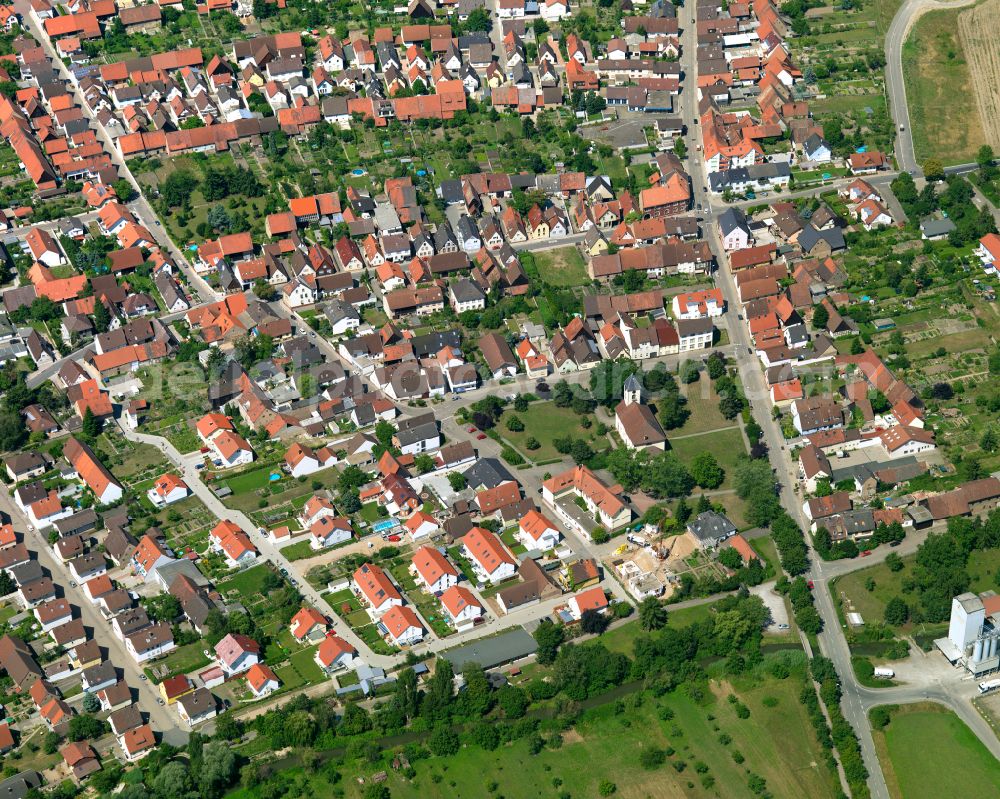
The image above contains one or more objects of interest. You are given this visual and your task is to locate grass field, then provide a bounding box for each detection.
[671,381,737,435]
[832,557,906,628]
[225,466,281,495]
[874,703,1000,798]
[669,427,747,491]
[341,658,838,799]
[498,401,600,461]
[532,246,590,287]
[600,604,721,655]
[217,564,273,600]
[835,547,1000,631]
[157,642,211,680]
[287,646,326,684]
[902,5,987,165]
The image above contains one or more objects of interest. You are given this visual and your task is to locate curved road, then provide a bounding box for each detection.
[884,0,980,175]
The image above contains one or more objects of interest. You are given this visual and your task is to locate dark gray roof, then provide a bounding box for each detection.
[441,628,537,671]
[450,278,485,303]
[409,329,462,358]
[462,457,513,490]
[687,511,737,543]
[920,217,956,237]
[798,224,845,253]
[717,207,749,236]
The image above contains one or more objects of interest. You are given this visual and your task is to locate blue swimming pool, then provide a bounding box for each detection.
[372,519,398,533]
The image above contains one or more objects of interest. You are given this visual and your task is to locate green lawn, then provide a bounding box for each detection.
[670,380,737,435]
[156,642,212,681]
[874,704,1000,798]
[498,401,600,462]
[600,604,721,656]
[831,558,905,629]
[217,564,274,600]
[288,646,326,684]
[669,427,747,491]
[344,657,837,799]
[968,548,1000,593]
[532,246,590,287]
[225,466,280,495]
[282,540,319,561]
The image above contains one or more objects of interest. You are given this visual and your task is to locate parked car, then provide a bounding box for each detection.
[387,535,401,542]
[467,426,476,433]
[476,433,486,440]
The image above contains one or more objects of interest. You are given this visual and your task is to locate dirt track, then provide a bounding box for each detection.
[957,0,1000,149]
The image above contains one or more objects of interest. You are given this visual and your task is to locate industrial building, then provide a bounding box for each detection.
[936,591,1000,675]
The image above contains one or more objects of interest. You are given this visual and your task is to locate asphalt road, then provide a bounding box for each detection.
[0,487,187,744]
[884,0,980,176]
[15,0,217,306]
[677,7,893,792]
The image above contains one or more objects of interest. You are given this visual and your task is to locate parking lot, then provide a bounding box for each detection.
[580,113,651,150]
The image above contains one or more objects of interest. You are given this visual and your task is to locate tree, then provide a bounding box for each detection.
[0,412,27,452]
[923,158,944,180]
[93,298,110,332]
[200,740,238,797]
[690,452,724,489]
[980,427,998,453]
[153,761,190,799]
[447,471,467,491]
[506,415,525,432]
[673,136,687,158]
[580,608,611,635]
[884,596,909,626]
[364,786,391,799]
[679,360,700,384]
[113,178,135,202]
[496,684,528,718]
[931,382,954,400]
[639,596,668,631]
[207,204,233,233]
[706,353,726,380]
[977,144,995,169]
[642,453,694,498]
[68,714,107,741]
[533,619,564,664]
[884,552,904,572]
[811,302,829,331]
[658,391,689,430]
[82,692,101,713]
[429,726,461,756]
[414,454,435,474]
[719,393,744,420]
[464,6,490,30]
[162,169,199,208]
[81,407,102,439]
[606,446,644,493]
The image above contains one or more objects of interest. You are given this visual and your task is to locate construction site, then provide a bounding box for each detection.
[607,528,734,601]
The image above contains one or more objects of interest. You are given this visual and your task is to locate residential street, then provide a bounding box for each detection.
[0,487,188,744]
[14,0,218,306]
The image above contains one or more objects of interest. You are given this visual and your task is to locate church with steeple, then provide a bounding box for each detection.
[614,374,667,451]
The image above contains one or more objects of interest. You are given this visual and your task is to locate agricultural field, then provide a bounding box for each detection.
[902,4,987,165]
[957,0,1000,153]
[873,703,1000,798]
[341,655,838,799]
